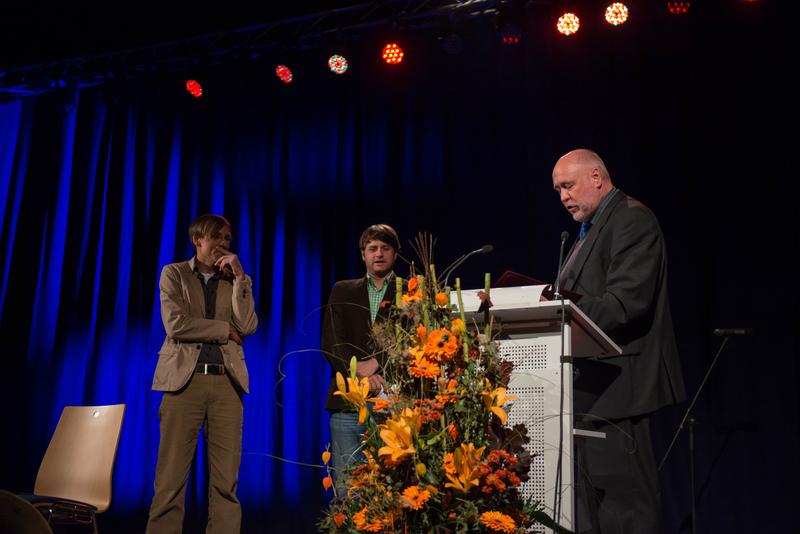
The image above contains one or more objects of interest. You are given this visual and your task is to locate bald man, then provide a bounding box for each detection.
[551,149,685,534]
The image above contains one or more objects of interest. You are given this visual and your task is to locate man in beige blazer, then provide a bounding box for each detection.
[146,214,257,534]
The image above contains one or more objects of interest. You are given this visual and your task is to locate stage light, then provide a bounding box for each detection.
[605,3,629,25]
[275,65,293,84]
[328,55,349,75]
[185,79,203,98]
[667,2,691,14]
[557,13,580,36]
[382,43,404,65]
[500,22,522,45]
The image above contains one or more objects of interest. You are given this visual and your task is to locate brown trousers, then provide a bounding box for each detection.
[146,373,243,534]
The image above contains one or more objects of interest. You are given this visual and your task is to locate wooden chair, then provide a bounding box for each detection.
[23,404,125,534]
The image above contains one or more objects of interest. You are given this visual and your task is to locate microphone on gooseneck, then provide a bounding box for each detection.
[442,245,494,287]
[553,231,570,299]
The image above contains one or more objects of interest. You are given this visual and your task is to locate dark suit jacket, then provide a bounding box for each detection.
[562,190,686,420]
[321,277,396,411]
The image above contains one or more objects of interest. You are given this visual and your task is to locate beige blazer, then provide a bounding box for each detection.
[152,257,258,393]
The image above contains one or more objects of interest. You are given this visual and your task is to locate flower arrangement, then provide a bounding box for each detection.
[320,236,564,533]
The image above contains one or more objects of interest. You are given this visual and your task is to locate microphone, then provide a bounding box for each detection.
[553,231,570,299]
[442,244,494,286]
[713,328,753,337]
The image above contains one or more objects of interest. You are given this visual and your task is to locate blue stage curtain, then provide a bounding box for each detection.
[0,9,795,530]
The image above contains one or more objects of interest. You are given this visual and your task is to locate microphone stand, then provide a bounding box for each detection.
[553,231,569,299]
[551,231,569,522]
[658,334,734,534]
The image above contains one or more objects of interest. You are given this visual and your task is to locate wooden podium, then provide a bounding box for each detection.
[458,287,621,533]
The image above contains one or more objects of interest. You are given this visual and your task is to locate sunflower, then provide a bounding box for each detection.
[479,511,517,533]
[400,485,431,510]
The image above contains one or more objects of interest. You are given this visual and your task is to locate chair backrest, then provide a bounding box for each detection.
[34,404,125,513]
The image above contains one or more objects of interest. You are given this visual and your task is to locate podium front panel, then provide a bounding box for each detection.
[500,330,575,533]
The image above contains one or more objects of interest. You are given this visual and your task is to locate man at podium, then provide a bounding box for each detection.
[550,149,686,534]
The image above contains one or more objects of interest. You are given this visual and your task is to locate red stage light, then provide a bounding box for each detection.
[275,65,293,84]
[382,43,404,65]
[667,2,691,14]
[500,23,522,45]
[328,55,349,75]
[557,13,580,36]
[605,3,629,25]
[185,80,203,98]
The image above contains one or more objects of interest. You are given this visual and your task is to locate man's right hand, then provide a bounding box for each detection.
[356,358,380,378]
[229,323,244,345]
[367,373,384,395]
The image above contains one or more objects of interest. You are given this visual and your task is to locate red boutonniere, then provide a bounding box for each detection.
[379,299,392,309]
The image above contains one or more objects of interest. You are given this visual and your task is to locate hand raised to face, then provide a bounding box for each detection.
[214,246,244,279]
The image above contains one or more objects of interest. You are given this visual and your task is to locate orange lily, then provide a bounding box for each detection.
[378,408,419,464]
[444,443,485,493]
[482,380,518,425]
[333,371,370,424]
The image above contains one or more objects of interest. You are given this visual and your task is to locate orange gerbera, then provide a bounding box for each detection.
[408,347,441,379]
[353,506,383,532]
[434,292,449,307]
[435,378,458,404]
[400,485,431,510]
[425,328,459,362]
[347,452,382,497]
[479,511,517,533]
